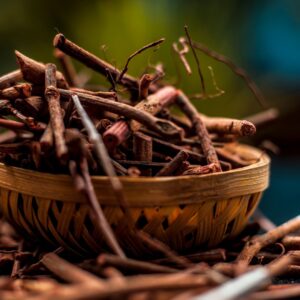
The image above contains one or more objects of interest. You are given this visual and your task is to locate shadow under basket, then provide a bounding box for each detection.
[0,144,269,257]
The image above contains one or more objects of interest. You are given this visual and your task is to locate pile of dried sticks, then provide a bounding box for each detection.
[0,28,283,299]
[0,214,299,299]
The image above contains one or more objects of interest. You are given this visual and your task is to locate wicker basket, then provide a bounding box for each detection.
[0,144,269,257]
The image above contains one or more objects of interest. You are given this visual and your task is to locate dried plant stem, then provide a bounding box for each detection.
[117,38,165,83]
[71,87,117,99]
[185,39,267,108]
[98,254,178,274]
[0,83,32,99]
[71,95,128,213]
[176,90,221,171]
[155,150,188,177]
[133,132,152,176]
[15,51,68,89]
[42,252,104,285]
[237,215,300,265]
[40,123,53,152]
[184,26,206,95]
[53,34,139,91]
[173,37,192,75]
[79,158,126,258]
[45,64,68,161]
[0,101,36,128]
[0,118,37,131]
[60,89,182,142]
[282,236,300,249]
[139,74,155,99]
[201,115,256,136]
[0,70,22,89]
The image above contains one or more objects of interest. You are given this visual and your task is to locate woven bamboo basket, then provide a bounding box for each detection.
[0,144,269,257]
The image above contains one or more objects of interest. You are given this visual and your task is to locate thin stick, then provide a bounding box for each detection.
[97,254,178,274]
[45,63,68,161]
[41,252,104,285]
[0,118,42,131]
[15,51,68,89]
[237,215,300,265]
[71,87,117,100]
[155,150,188,177]
[184,25,206,95]
[40,123,54,152]
[139,74,155,99]
[184,39,267,108]
[176,90,221,171]
[53,34,140,91]
[0,100,36,128]
[173,37,192,75]
[117,38,165,83]
[133,132,152,176]
[80,158,126,258]
[0,70,23,89]
[0,83,32,99]
[71,94,129,220]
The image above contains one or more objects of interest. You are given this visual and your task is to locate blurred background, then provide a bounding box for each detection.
[0,0,299,223]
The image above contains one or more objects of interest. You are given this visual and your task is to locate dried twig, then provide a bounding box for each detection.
[184,25,206,95]
[44,63,68,161]
[117,38,165,83]
[176,90,221,171]
[173,37,192,75]
[237,215,300,265]
[183,39,267,108]
[53,34,140,91]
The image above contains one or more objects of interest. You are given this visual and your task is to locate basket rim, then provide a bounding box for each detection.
[0,144,270,206]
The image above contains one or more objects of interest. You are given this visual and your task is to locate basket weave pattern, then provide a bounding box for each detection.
[0,144,269,256]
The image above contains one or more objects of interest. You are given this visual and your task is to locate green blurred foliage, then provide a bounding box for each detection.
[0,0,262,117]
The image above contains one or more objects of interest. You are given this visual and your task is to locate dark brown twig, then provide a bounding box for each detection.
[98,254,178,274]
[0,70,23,89]
[176,90,221,171]
[80,158,126,258]
[155,150,188,177]
[15,51,68,89]
[53,34,140,91]
[45,63,68,161]
[184,26,206,95]
[117,38,165,83]
[237,215,300,265]
[184,39,267,108]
